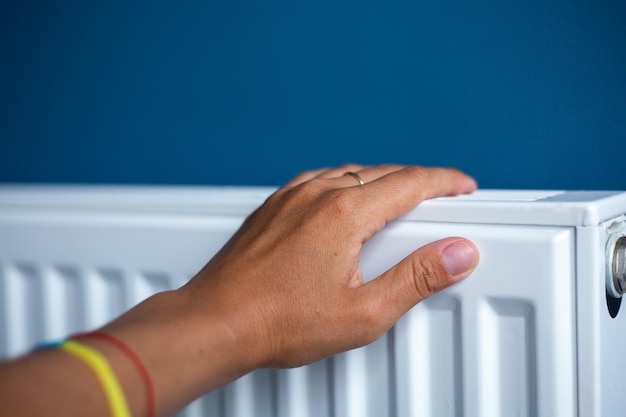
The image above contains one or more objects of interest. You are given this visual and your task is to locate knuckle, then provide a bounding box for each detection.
[291,178,329,200]
[409,257,441,300]
[404,166,431,184]
[263,179,330,221]
[322,189,359,218]
[337,163,364,173]
[379,163,401,172]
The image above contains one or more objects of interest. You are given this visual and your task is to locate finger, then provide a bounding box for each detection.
[350,166,477,238]
[358,237,479,330]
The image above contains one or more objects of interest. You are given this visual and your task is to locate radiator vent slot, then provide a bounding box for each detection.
[480,298,537,417]
[54,266,86,336]
[395,295,463,417]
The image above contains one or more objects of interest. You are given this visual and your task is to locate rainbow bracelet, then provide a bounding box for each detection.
[39,339,132,417]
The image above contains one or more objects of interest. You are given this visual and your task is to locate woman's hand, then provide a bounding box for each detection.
[183,164,479,369]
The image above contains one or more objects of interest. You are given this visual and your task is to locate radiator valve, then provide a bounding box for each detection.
[608,235,626,297]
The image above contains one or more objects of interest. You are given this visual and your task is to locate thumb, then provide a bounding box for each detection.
[361,237,479,329]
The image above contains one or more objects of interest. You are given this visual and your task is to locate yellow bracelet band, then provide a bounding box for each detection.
[60,340,131,417]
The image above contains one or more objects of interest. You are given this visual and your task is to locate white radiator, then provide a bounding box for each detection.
[1,186,626,417]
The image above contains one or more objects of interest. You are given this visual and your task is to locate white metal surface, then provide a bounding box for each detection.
[1,187,625,417]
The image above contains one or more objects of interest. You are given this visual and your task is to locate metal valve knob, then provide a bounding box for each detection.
[610,236,626,296]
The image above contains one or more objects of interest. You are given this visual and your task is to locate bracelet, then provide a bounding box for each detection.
[74,332,155,417]
[59,340,132,417]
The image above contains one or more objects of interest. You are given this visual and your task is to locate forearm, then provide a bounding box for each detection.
[0,289,256,417]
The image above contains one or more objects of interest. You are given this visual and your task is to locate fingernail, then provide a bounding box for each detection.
[441,241,479,278]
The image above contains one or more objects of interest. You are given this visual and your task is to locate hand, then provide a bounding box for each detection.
[183,164,479,368]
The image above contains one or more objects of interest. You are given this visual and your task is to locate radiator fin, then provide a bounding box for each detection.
[426,296,463,417]
[334,333,392,417]
[1,264,46,355]
[277,360,332,417]
[479,298,537,417]
[395,295,462,417]
[97,268,126,319]
[223,369,277,417]
[52,265,86,336]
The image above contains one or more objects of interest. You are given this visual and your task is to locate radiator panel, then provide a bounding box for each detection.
[3,188,623,416]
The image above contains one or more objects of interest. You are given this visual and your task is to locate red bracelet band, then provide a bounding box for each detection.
[73,331,155,417]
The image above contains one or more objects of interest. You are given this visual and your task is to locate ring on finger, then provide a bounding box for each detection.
[343,171,365,186]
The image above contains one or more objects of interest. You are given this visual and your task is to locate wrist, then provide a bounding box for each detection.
[100,288,259,416]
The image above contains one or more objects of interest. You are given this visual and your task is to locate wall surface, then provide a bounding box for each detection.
[1,1,625,189]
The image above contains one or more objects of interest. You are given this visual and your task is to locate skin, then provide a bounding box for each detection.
[0,164,479,417]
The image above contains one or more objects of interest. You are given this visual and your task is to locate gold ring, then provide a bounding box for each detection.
[343,171,365,186]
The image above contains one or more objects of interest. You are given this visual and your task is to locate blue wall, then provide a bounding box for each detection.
[1,1,625,189]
